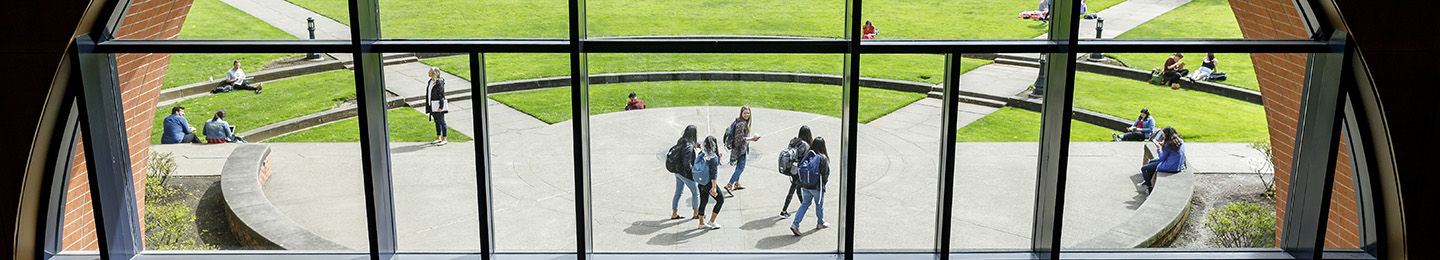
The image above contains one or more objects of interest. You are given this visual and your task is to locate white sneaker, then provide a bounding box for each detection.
[437,140,448,146]
[707,222,722,230]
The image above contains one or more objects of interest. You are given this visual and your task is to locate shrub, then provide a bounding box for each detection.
[143,151,215,250]
[146,152,178,199]
[1205,202,1276,248]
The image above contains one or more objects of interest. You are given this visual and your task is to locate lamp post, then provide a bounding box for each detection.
[1031,55,1047,97]
[306,17,320,59]
[1088,18,1106,61]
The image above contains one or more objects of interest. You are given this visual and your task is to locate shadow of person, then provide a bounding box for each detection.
[647,226,712,246]
[390,143,434,154]
[740,216,786,230]
[755,228,822,249]
[624,218,687,235]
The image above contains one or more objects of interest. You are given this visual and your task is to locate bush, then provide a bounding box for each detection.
[1205,202,1276,248]
[143,151,215,250]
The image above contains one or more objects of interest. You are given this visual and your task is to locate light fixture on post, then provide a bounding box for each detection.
[307,17,320,60]
[1088,17,1106,61]
[1031,55,1047,97]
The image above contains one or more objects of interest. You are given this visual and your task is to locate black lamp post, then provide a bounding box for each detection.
[1031,55,1047,97]
[306,17,320,59]
[1088,18,1106,61]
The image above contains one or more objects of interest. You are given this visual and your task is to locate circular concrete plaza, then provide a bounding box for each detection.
[256,106,1154,251]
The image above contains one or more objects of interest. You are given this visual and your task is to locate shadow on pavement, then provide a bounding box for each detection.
[391,143,435,154]
[646,227,712,246]
[740,215,787,230]
[755,228,822,249]
[624,218,687,235]
[1125,172,1149,210]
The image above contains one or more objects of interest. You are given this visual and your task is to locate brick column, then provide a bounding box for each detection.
[60,0,194,251]
[1230,0,1362,248]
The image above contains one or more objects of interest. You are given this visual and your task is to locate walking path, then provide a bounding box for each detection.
[1037,0,1194,39]
[219,0,354,61]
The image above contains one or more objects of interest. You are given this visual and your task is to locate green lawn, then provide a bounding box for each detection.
[1072,72,1267,142]
[163,0,298,89]
[291,0,1129,39]
[421,54,988,86]
[490,81,924,124]
[1106,0,1258,91]
[265,109,475,142]
[149,70,356,143]
[955,107,1116,142]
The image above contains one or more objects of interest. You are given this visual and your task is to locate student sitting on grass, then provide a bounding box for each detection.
[203,110,245,143]
[160,106,202,144]
[1113,108,1156,141]
[214,60,264,94]
[625,92,646,110]
[1189,53,1227,81]
[1160,53,1190,88]
[862,21,878,39]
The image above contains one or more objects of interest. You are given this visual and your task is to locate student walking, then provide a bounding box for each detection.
[426,67,450,146]
[667,125,701,220]
[778,126,813,218]
[725,106,761,197]
[693,136,726,229]
[791,137,831,236]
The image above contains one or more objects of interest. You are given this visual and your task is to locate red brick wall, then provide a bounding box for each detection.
[1229,0,1362,248]
[60,0,194,251]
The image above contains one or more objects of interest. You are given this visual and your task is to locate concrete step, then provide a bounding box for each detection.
[344,56,419,70]
[925,92,1009,108]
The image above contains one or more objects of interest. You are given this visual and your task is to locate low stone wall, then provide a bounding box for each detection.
[993,54,1264,105]
[220,144,349,250]
[1075,145,1195,248]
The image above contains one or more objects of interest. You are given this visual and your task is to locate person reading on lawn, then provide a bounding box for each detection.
[1161,53,1189,88]
[1113,108,1156,142]
[215,60,264,94]
[862,21,878,39]
[625,92,646,110]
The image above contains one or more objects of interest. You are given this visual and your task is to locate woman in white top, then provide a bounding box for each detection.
[215,60,263,94]
[425,67,450,145]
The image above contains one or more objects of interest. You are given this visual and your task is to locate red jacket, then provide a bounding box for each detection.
[625,98,646,110]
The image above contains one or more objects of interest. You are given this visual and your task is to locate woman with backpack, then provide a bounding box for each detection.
[791,137,831,236]
[725,106,761,197]
[670,125,701,220]
[779,126,813,219]
[693,136,726,229]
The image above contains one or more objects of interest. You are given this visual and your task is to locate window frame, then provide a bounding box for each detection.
[43,0,1378,259]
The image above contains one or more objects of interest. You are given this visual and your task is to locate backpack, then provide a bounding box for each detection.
[777,137,809,176]
[796,151,823,188]
[723,120,739,150]
[1148,70,1165,85]
[691,151,709,183]
[665,140,694,179]
[1208,72,1227,81]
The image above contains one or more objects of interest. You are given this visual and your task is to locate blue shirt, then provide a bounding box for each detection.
[1153,143,1186,172]
[204,119,234,141]
[160,114,192,144]
[1137,116,1157,139]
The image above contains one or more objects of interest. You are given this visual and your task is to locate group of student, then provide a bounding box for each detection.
[160,106,245,144]
[1110,108,1188,194]
[1157,52,1227,88]
[664,106,831,236]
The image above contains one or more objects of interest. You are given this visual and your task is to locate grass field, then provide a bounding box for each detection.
[162,0,298,89]
[289,0,1130,39]
[149,70,356,143]
[489,81,925,124]
[265,108,474,142]
[420,54,988,85]
[1072,72,1268,142]
[1106,0,1258,91]
[955,107,1116,142]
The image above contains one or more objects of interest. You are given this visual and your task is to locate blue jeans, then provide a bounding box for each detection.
[793,188,825,227]
[729,153,747,184]
[673,174,699,210]
[1140,160,1161,188]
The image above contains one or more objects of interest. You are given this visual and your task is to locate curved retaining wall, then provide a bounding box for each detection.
[1075,145,1195,248]
[220,144,349,250]
[993,54,1264,105]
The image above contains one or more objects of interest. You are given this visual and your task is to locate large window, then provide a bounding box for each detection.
[48,0,1377,259]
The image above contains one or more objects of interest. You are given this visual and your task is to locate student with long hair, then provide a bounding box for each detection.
[670,125,701,220]
[790,137,831,236]
[725,106,761,196]
[426,67,450,145]
[1139,126,1187,194]
[779,126,813,219]
[694,136,726,229]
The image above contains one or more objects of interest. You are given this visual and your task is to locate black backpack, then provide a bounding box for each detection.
[665,140,695,179]
[777,137,809,176]
[723,120,739,150]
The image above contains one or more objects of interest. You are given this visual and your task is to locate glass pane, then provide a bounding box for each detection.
[142,53,367,251]
[387,53,482,251]
[948,53,1045,250]
[116,0,350,40]
[1061,52,1284,249]
[863,0,1064,39]
[853,54,946,251]
[1086,0,1311,40]
[1325,132,1365,249]
[587,0,845,38]
[60,138,99,252]
[377,0,567,38]
[585,53,843,251]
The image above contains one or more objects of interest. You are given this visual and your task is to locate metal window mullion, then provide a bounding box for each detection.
[1293,0,1331,40]
[568,0,593,257]
[347,0,397,258]
[1279,31,1348,260]
[934,54,963,259]
[470,53,497,259]
[42,93,84,257]
[1033,0,1081,258]
[839,0,861,257]
[90,0,134,41]
[1341,93,1382,257]
[72,35,145,260]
